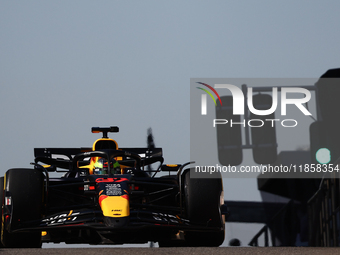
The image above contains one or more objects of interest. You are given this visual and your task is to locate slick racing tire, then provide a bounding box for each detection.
[0,176,4,248]
[1,169,43,248]
[183,169,225,247]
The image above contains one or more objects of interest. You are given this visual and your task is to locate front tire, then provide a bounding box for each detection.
[1,169,43,248]
[0,176,4,248]
[183,169,225,247]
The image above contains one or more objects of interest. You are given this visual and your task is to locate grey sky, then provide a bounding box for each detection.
[1,0,340,247]
[2,0,339,171]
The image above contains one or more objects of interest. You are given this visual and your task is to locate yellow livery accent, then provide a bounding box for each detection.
[92,138,118,151]
[99,195,129,217]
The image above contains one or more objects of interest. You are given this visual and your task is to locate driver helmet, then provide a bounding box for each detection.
[93,158,120,175]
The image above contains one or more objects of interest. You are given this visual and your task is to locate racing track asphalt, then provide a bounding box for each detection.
[1,247,340,255]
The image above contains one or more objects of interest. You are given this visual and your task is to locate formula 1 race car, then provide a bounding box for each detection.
[0,126,227,248]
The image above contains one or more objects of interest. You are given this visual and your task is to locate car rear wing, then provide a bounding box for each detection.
[34,147,163,170]
[34,148,92,160]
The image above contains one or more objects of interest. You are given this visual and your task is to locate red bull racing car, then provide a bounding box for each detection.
[0,126,227,248]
